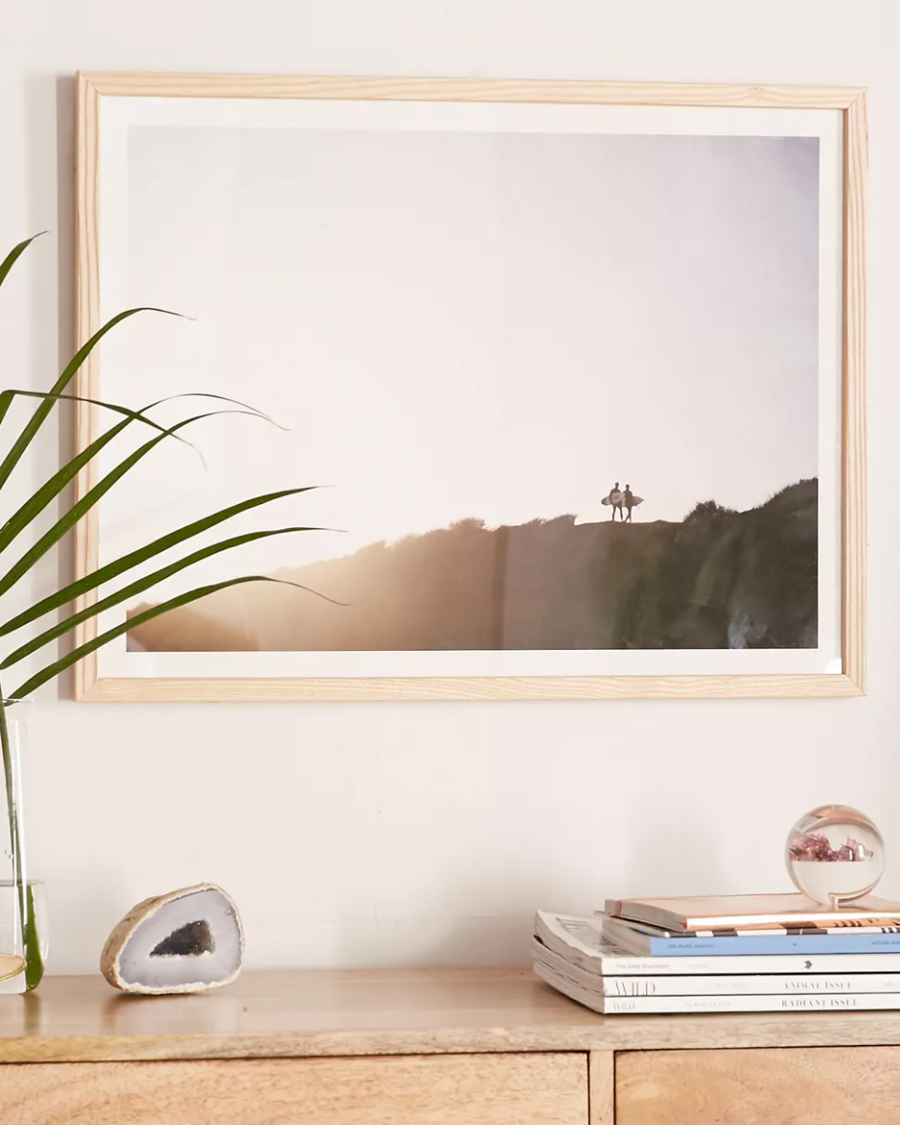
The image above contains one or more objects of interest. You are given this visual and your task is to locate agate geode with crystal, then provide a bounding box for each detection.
[100,884,243,994]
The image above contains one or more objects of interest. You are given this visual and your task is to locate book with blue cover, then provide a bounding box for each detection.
[602,914,900,957]
[536,912,900,976]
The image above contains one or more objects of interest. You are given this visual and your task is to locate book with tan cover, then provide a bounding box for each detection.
[606,894,900,932]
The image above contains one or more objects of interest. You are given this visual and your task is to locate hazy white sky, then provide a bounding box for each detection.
[99,124,818,584]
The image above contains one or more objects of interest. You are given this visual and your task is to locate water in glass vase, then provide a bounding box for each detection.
[0,700,47,991]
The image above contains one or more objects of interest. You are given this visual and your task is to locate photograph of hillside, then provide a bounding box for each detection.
[109,121,821,661]
[127,479,817,652]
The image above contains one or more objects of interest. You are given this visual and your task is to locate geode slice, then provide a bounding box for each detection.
[100,883,244,995]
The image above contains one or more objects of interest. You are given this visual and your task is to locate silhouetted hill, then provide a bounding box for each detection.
[127,478,817,651]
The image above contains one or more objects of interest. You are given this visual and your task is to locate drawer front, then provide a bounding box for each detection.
[617,1046,900,1125]
[0,1053,587,1124]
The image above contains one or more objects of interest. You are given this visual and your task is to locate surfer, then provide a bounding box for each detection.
[609,482,624,521]
[624,484,635,522]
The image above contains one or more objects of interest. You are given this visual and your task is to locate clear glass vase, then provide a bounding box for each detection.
[0,700,46,992]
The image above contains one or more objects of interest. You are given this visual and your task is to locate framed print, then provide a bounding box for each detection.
[73,74,866,701]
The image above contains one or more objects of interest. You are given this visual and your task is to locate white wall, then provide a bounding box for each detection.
[1,0,898,973]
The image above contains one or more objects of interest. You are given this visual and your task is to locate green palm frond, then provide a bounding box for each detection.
[0,409,291,601]
[0,234,329,683]
[0,235,46,435]
[0,233,45,291]
[0,526,343,667]
[9,576,313,700]
[0,487,321,641]
[0,307,186,492]
[0,236,337,976]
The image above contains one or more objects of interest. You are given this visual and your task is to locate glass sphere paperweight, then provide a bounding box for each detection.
[786,805,885,906]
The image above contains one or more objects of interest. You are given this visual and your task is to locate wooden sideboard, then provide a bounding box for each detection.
[3,968,900,1123]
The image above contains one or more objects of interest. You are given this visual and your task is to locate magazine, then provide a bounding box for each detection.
[533,949,900,1014]
[534,910,900,1006]
[532,936,900,996]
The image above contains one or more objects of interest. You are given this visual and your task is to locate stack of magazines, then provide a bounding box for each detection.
[533,894,900,1014]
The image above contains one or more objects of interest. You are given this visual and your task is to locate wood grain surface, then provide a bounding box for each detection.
[76,672,865,702]
[3,971,900,1063]
[73,73,102,701]
[842,92,868,693]
[589,1052,615,1125]
[0,1054,587,1125]
[616,1045,900,1125]
[79,73,864,108]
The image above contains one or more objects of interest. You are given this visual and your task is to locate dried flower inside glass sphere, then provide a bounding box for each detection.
[786,805,885,906]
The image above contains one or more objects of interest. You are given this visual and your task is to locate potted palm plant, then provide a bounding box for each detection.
[0,234,322,990]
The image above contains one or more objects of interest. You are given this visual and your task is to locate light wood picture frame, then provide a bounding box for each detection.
[74,73,866,701]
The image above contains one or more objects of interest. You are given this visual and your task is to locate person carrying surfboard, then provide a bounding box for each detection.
[621,485,646,521]
[624,484,635,522]
[608,482,624,521]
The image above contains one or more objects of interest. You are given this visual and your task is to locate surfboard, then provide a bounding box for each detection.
[602,492,623,506]
[602,494,644,506]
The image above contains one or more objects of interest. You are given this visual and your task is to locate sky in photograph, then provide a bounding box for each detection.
[98,124,819,587]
